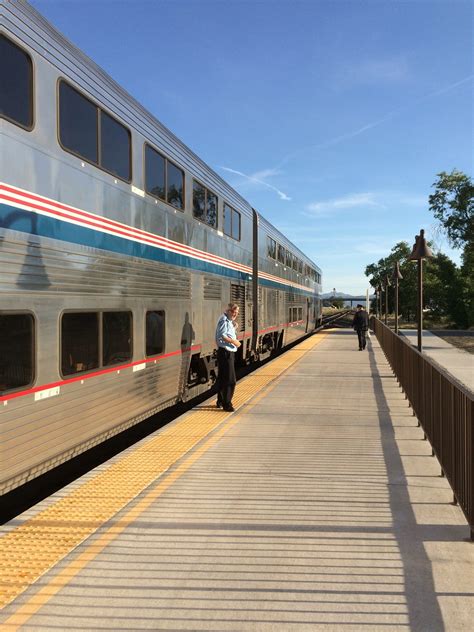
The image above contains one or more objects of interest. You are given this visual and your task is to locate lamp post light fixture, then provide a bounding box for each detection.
[391,261,403,334]
[409,229,433,352]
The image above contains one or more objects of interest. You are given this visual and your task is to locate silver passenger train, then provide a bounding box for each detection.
[0,0,322,495]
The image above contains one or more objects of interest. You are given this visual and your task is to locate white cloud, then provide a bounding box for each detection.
[338,57,411,87]
[219,166,291,201]
[305,192,382,216]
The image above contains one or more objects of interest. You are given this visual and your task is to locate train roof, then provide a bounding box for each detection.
[5,0,321,274]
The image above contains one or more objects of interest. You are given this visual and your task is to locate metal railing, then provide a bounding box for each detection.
[371,317,474,539]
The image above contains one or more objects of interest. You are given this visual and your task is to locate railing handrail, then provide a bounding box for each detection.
[371,316,473,540]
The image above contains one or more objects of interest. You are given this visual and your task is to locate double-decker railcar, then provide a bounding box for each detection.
[0,0,322,495]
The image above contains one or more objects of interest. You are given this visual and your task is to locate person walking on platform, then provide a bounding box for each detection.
[215,303,241,411]
[352,304,369,350]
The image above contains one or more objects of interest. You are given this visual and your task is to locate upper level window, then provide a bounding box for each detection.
[286,250,292,268]
[0,35,33,130]
[101,110,131,181]
[277,244,286,264]
[59,81,98,164]
[223,204,241,240]
[267,237,276,259]
[193,181,217,229]
[0,313,34,393]
[59,80,131,181]
[145,144,184,210]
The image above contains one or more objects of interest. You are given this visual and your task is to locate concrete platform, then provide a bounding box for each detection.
[1,329,473,631]
[401,329,473,393]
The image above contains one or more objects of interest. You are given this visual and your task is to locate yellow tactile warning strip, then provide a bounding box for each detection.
[0,331,328,620]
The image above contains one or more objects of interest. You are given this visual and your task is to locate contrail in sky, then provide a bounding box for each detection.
[219,166,291,201]
[276,74,474,168]
[218,74,472,200]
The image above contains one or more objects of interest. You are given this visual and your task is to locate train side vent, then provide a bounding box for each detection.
[231,284,245,331]
[246,285,262,303]
[204,276,222,301]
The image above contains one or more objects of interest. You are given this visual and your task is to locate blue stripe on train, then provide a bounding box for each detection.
[0,202,317,297]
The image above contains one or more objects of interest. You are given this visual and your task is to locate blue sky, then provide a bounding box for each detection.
[31,0,473,294]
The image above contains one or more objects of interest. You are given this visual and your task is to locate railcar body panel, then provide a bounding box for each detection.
[0,0,322,494]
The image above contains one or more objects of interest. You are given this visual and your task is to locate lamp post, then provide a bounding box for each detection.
[376,283,382,319]
[370,279,376,316]
[384,274,391,325]
[409,229,433,352]
[392,262,403,334]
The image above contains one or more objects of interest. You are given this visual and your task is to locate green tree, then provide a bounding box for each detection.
[429,170,474,249]
[365,242,417,321]
[424,254,469,328]
[429,170,473,326]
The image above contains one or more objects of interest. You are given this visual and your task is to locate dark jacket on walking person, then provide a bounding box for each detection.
[352,305,369,350]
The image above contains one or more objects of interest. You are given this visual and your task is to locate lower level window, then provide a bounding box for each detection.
[0,313,34,393]
[103,312,132,366]
[146,311,165,356]
[62,311,133,375]
[61,312,99,376]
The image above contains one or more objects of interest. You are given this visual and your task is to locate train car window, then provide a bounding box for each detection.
[267,237,276,259]
[232,209,241,240]
[192,181,206,221]
[206,191,218,228]
[277,244,285,264]
[103,312,132,366]
[0,313,34,393]
[0,35,33,130]
[223,204,241,240]
[286,250,292,268]
[146,311,165,356]
[100,110,131,181]
[145,144,166,200]
[59,81,98,164]
[167,161,184,210]
[223,204,232,237]
[193,181,217,228]
[61,312,99,376]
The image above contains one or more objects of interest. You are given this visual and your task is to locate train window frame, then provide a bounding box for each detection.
[277,244,286,264]
[60,310,135,377]
[0,34,35,132]
[60,311,100,378]
[145,310,166,357]
[57,78,132,184]
[192,179,218,230]
[102,310,133,367]
[223,203,241,241]
[144,143,185,211]
[100,109,132,182]
[0,311,36,395]
[267,236,277,259]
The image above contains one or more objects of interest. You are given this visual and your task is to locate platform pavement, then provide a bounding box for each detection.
[400,329,473,393]
[1,329,473,631]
